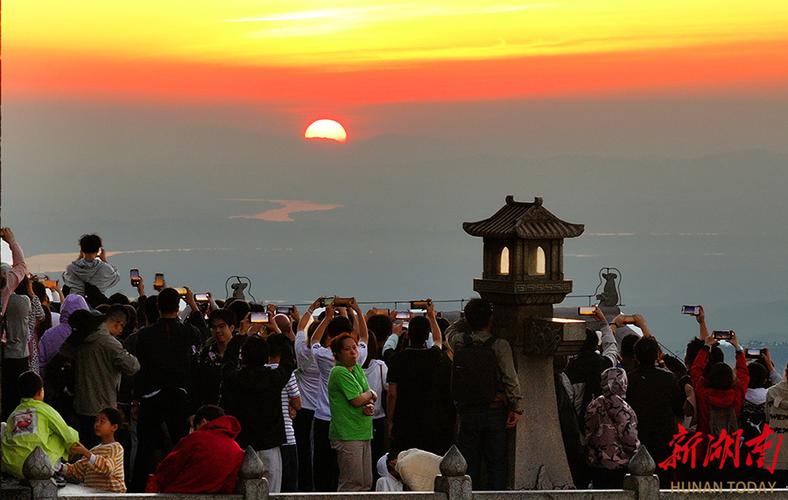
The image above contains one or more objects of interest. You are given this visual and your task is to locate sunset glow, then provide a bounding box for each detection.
[305,120,348,142]
[4,1,788,105]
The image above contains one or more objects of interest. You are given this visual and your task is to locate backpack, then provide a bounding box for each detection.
[451,333,498,406]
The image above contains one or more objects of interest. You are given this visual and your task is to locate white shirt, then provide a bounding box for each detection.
[364,359,388,419]
[294,330,322,412]
[266,363,300,446]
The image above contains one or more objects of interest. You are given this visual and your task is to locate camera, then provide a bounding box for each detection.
[712,330,734,341]
[681,305,701,316]
[333,297,354,307]
[153,273,165,291]
[251,312,269,324]
[746,348,764,359]
[130,268,141,287]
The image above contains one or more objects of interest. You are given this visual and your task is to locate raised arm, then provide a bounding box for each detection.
[426,300,442,348]
[696,305,709,342]
[298,297,322,333]
[2,228,28,314]
[350,299,368,345]
[595,306,617,368]
[310,303,334,347]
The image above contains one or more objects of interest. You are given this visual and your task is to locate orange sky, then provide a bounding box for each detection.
[4,1,788,107]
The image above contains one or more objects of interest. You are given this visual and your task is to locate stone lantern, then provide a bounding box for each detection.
[463,195,585,490]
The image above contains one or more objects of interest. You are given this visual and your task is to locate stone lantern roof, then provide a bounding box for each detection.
[463,195,585,239]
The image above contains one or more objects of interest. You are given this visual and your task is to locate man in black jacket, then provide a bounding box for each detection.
[130,288,202,492]
[220,335,295,493]
[626,335,684,487]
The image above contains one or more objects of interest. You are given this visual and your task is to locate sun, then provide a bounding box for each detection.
[304,119,347,142]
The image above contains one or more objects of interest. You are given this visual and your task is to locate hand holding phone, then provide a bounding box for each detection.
[153,273,165,291]
[681,305,701,316]
[250,311,269,324]
[130,269,141,287]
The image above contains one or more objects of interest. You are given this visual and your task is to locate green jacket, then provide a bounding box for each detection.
[1,398,79,479]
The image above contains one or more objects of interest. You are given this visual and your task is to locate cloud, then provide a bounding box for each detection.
[226,199,343,222]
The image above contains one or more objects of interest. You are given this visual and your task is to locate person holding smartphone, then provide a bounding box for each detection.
[690,306,750,435]
[309,298,370,492]
[62,234,120,296]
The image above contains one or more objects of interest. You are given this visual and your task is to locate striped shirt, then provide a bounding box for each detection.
[65,441,126,493]
[266,363,300,445]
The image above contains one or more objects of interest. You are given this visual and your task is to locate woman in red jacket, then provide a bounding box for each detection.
[689,307,749,435]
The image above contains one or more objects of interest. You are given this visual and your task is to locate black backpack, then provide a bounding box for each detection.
[451,334,498,405]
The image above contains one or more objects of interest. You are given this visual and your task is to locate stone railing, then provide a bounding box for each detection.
[6,445,787,500]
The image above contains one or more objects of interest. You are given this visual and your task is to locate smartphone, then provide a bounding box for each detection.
[175,287,188,297]
[43,279,59,289]
[334,296,354,307]
[195,293,211,303]
[712,330,734,340]
[153,273,165,291]
[276,305,294,315]
[395,310,411,320]
[409,309,427,316]
[578,306,597,316]
[681,305,701,316]
[130,268,141,287]
[251,311,269,324]
[410,300,430,309]
[321,297,334,307]
[745,348,763,358]
[370,308,390,316]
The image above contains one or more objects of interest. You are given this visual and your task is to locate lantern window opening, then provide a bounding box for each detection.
[499,246,510,276]
[528,245,546,276]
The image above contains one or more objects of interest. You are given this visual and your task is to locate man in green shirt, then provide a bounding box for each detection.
[2,371,81,479]
[327,331,377,491]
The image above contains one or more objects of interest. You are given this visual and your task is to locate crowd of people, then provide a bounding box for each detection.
[1,228,787,493]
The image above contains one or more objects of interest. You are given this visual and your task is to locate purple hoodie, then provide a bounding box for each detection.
[38,294,90,370]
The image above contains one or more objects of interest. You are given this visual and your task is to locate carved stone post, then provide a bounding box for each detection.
[22,447,57,500]
[237,446,269,500]
[463,196,585,490]
[434,445,472,500]
[623,446,660,500]
[511,318,578,490]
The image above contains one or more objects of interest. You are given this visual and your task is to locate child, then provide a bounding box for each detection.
[63,407,126,493]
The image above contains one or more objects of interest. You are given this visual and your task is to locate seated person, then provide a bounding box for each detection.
[145,405,244,494]
[63,407,126,493]
[1,371,81,479]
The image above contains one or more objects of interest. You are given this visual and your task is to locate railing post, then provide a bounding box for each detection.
[623,446,660,500]
[434,445,472,500]
[22,447,58,500]
[237,446,269,500]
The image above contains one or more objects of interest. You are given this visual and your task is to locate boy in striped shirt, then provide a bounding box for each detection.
[64,407,126,493]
